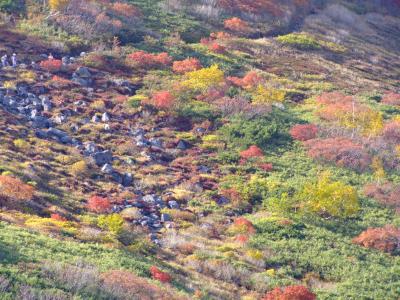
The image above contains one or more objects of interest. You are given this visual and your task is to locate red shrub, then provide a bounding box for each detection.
[258,162,273,172]
[262,285,316,300]
[209,42,226,53]
[235,234,249,244]
[290,124,318,141]
[152,91,175,109]
[172,58,202,74]
[39,59,63,72]
[224,17,251,34]
[227,71,263,89]
[383,121,400,144]
[364,182,400,213]
[149,266,172,283]
[305,138,371,171]
[87,195,111,213]
[50,213,67,222]
[233,217,256,234]
[382,93,400,106]
[352,225,400,254]
[0,175,35,201]
[240,145,264,160]
[127,51,172,69]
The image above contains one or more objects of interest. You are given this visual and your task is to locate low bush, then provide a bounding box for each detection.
[87,196,111,214]
[352,225,400,254]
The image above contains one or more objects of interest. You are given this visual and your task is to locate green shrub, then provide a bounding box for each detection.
[276,33,321,50]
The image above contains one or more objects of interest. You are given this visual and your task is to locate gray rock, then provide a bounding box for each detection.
[84,142,97,154]
[91,115,101,123]
[101,163,114,174]
[143,194,156,204]
[149,138,163,148]
[161,213,171,222]
[168,200,179,209]
[101,112,110,122]
[61,56,70,65]
[32,116,51,128]
[93,150,113,166]
[177,140,191,150]
[104,124,111,131]
[75,66,91,78]
[54,114,66,124]
[122,173,133,187]
[111,171,123,184]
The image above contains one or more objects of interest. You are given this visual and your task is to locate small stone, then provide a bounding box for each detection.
[101,112,110,122]
[168,200,179,209]
[161,213,171,222]
[101,163,113,174]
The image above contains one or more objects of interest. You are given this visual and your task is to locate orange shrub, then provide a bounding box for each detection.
[87,195,111,213]
[0,175,35,201]
[224,17,251,34]
[152,91,175,109]
[110,2,141,19]
[231,217,256,234]
[352,225,400,254]
[227,71,263,89]
[40,59,63,72]
[262,285,316,300]
[127,51,172,69]
[172,58,202,74]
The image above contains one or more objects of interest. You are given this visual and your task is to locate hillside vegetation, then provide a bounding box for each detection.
[0,0,399,299]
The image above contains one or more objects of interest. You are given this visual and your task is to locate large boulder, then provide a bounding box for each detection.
[93,150,113,166]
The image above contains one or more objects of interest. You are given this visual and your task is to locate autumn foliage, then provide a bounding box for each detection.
[110,2,142,19]
[227,71,263,89]
[172,58,202,74]
[149,266,172,283]
[290,124,318,141]
[231,217,256,234]
[152,91,175,109]
[262,285,316,300]
[240,145,264,160]
[87,195,111,213]
[39,59,63,72]
[127,51,172,69]
[305,138,371,171]
[364,183,400,213]
[352,225,400,254]
[382,92,400,106]
[0,175,35,201]
[383,121,400,144]
[224,17,251,34]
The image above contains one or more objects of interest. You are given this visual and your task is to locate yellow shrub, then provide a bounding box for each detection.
[13,139,30,150]
[181,65,224,92]
[49,0,70,11]
[70,160,88,176]
[19,71,36,83]
[252,85,285,104]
